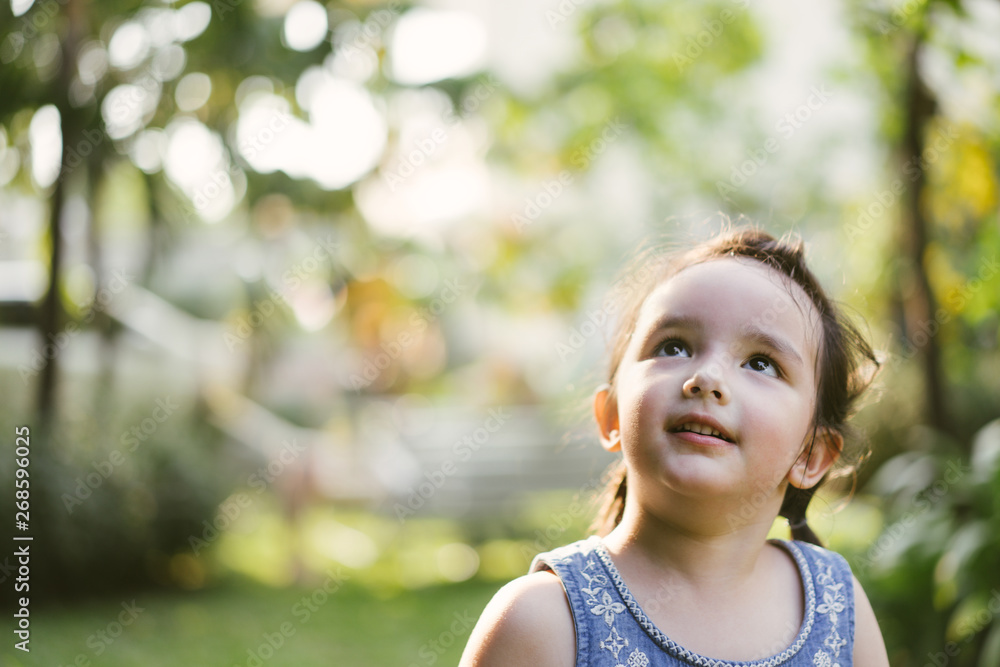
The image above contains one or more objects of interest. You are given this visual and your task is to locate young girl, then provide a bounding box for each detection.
[460,227,889,666]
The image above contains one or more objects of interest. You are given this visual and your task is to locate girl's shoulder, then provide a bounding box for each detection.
[459,538,597,666]
[459,570,575,667]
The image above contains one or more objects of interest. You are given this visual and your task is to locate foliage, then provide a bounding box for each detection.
[1,0,1000,664]
[839,419,1000,666]
[0,369,232,599]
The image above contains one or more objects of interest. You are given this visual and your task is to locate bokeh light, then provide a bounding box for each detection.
[283,0,329,52]
[236,75,385,190]
[108,21,150,70]
[389,8,488,85]
[175,71,212,111]
[28,104,60,188]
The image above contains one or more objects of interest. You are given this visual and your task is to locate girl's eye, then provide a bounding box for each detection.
[744,356,779,378]
[657,340,690,358]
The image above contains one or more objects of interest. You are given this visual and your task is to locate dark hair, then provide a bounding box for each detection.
[591,225,881,546]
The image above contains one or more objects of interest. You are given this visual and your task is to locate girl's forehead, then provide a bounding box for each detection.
[636,257,824,350]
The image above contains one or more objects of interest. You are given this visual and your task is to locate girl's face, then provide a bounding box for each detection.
[609,257,828,516]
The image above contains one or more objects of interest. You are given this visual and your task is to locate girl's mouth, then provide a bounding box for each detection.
[669,421,735,444]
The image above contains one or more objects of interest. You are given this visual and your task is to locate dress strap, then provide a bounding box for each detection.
[791,540,856,664]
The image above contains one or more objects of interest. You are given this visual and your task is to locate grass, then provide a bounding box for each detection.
[1,578,500,667]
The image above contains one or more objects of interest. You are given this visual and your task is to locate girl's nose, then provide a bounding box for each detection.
[681,368,729,404]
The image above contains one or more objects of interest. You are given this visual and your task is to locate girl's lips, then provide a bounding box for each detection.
[670,429,736,447]
[668,414,736,444]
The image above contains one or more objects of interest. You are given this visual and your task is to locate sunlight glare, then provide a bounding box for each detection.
[327,37,377,83]
[102,82,160,139]
[164,119,240,222]
[28,104,61,189]
[356,162,488,239]
[237,76,385,191]
[173,2,212,42]
[11,0,34,17]
[389,8,487,85]
[307,77,386,189]
[108,21,151,70]
[236,92,302,174]
[294,65,326,112]
[283,0,328,52]
[175,72,212,111]
[140,8,177,47]
[130,128,167,174]
[77,41,109,86]
[151,43,187,82]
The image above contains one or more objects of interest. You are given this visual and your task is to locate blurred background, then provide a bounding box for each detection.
[1,0,999,664]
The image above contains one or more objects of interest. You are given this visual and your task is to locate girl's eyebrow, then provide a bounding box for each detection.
[644,314,701,337]
[739,324,804,366]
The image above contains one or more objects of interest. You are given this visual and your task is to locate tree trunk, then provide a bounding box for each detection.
[899,37,950,435]
[36,0,88,429]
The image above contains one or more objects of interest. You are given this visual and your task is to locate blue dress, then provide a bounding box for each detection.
[530,536,855,666]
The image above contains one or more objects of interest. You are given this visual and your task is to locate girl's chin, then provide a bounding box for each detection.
[664,447,735,470]
[657,465,740,498]
[630,451,745,498]
[659,453,786,494]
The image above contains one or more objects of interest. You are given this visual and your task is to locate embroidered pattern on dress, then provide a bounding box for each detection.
[622,648,651,667]
[811,563,848,667]
[592,539,819,667]
[601,625,628,660]
[592,590,627,626]
[580,554,648,665]
[539,538,850,667]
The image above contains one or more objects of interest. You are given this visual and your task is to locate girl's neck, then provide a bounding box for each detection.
[601,498,779,590]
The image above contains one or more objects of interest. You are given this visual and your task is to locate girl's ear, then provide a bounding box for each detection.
[788,427,843,489]
[593,384,621,453]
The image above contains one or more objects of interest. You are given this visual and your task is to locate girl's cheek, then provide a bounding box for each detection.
[632,384,663,425]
